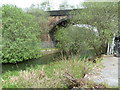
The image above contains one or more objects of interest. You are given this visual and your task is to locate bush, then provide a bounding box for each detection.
[2,5,41,63]
[55,26,100,56]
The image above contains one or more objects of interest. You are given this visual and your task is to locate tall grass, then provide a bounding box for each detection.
[2,56,105,88]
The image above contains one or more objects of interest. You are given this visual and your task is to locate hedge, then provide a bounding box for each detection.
[2,5,41,63]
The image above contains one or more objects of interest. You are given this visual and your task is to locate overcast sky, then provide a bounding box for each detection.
[1,0,85,10]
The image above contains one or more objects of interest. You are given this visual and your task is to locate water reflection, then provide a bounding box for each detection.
[2,53,59,73]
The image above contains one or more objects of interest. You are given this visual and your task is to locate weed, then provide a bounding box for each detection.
[2,56,103,88]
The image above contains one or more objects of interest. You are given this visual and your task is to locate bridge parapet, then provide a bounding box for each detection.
[47,9,81,27]
[48,16,68,26]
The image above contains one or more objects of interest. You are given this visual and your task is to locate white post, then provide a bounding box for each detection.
[107,34,115,55]
[107,43,110,55]
[111,34,115,54]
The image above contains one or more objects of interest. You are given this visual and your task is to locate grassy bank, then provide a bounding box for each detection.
[2,55,108,88]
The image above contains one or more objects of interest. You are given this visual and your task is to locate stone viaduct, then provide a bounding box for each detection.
[41,9,80,48]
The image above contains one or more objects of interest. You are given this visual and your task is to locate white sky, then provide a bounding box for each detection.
[1,0,85,10]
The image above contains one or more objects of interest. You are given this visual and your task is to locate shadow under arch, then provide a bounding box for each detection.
[49,17,71,46]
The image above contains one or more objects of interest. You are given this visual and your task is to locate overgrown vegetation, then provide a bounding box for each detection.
[55,26,98,56]
[2,56,107,88]
[55,2,118,57]
[2,5,41,63]
[1,1,119,89]
[71,2,118,55]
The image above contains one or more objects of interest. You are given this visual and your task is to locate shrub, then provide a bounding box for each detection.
[2,5,41,63]
[55,26,100,56]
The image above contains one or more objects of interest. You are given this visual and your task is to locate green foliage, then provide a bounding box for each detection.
[55,26,99,56]
[40,1,51,11]
[71,2,118,54]
[26,5,50,34]
[59,0,75,10]
[2,5,41,63]
[0,6,2,63]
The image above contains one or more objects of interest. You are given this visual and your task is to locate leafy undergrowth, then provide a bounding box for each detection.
[2,56,109,88]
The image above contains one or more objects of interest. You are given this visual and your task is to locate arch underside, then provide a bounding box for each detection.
[49,18,71,46]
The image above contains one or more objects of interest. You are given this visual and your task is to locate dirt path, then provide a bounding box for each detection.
[86,55,119,87]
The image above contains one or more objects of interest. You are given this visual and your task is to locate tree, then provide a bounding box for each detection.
[0,6,2,62]
[2,5,41,63]
[26,4,50,34]
[55,26,98,56]
[59,0,75,10]
[72,2,118,55]
[40,1,51,11]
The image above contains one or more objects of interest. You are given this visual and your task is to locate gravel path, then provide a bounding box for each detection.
[86,55,119,87]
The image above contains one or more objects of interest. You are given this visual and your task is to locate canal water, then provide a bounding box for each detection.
[2,50,95,73]
[2,53,60,73]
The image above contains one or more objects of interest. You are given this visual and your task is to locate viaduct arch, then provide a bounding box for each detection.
[41,9,80,48]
